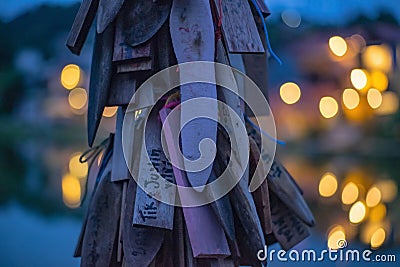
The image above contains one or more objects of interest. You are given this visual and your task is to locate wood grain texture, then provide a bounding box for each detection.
[81,171,122,267]
[132,107,175,229]
[170,0,218,190]
[213,0,264,53]
[270,192,310,250]
[249,135,272,235]
[97,0,125,33]
[87,23,115,147]
[119,0,171,47]
[107,72,136,106]
[254,0,271,17]
[116,60,153,73]
[242,9,269,101]
[66,0,99,55]
[122,179,166,266]
[160,107,231,259]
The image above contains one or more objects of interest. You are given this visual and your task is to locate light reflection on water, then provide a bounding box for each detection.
[0,139,399,266]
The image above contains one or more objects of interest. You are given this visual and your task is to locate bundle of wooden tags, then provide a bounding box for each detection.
[67,0,315,266]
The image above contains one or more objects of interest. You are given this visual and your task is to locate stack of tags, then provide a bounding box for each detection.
[66,0,315,266]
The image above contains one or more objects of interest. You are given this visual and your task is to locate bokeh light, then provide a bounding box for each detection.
[375,91,399,115]
[61,64,81,90]
[319,172,338,197]
[350,69,368,90]
[363,45,392,73]
[349,201,366,224]
[281,9,301,28]
[342,182,359,205]
[369,203,386,222]
[342,88,360,110]
[62,174,81,208]
[68,153,88,178]
[366,186,382,207]
[370,71,388,92]
[280,82,301,104]
[367,88,382,109]
[327,225,346,250]
[319,96,338,119]
[329,36,347,57]
[68,88,87,110]
[375,180,398,202]
[370,228,386,249]
[103,106,118,118]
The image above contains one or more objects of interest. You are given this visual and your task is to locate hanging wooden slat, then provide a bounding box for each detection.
[97,0,125,33]
[81,171,122,267]
[66,0,99,55]
[160,107,231,259]
[213,0,264,54]
[270,192,310,250]
[122,179,166,266]
[170,0,218,191]
[87,23,115,147]
[132,107,176,230]
[111,107,130,182]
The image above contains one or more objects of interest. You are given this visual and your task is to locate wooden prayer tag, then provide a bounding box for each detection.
[66,0,99,55]
[269,192,310,251]
[132,107,176,230]
[159,107,231,259]
[213,0,264,54]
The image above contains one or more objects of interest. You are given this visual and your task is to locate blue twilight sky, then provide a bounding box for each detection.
[0,0,399,24]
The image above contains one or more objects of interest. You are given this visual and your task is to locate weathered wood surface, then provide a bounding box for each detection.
[111,107,130,182]
[107,73,136,106]
[170,0,218,191]
[249,135,272,235]
[122,179,166,266]
[242,9,269,101]
[116,60,153,73]
[267,161,315,226]
[270,192,310,250]
[132,106,176,229]
[160,107,231,259]
[216,128,266,260]
[97,0,125,33]
[120,0,172,47]
[87,23,115,147]
[66,0,99,55]
[113,27,152,63]
[81,171,122,267]
[213,0,264,54]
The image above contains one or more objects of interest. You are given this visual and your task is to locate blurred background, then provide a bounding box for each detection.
[0,0,399,266]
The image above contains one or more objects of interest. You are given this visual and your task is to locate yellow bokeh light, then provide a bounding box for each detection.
[342,182,359,205]
[363,45,392,73]
[376,180,398,202]
[61,64,81,90]
[280,82,301,104]
[350,69,368,90]
[342,88,360,110]
[367,88,383,109]
[361,222,381,244]
[319,97,338,119]
[369,203,386,222]
[366,186,382,207]
[327,225,346,250]
[370,71,388,92]
[329,36,347,57]
[69,153,88,178]
[370,228,385,249]
[62,174,81,208]
[319,172,338,197]
[103,106,118,118]
[349,201,366,224]
[375,91,399,116]
[68,88,87,110]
